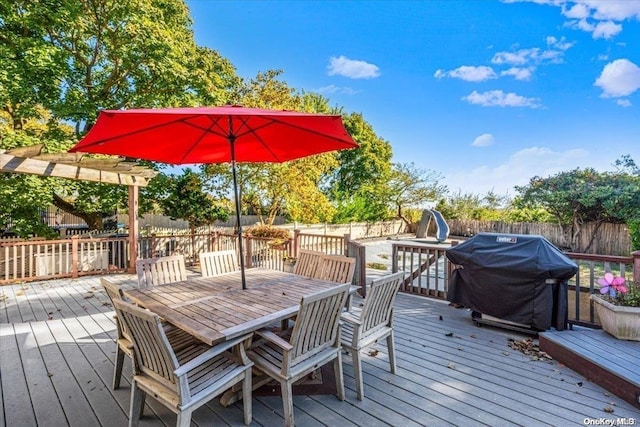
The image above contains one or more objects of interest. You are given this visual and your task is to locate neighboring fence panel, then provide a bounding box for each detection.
[447,219,632,256]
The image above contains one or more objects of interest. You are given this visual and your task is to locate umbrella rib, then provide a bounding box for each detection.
[75,115,229,150]
[177,117,228,163]
[232,116,355,162]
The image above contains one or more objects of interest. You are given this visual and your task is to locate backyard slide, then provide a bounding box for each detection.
[430,209,450,242]
[415,209,450,242]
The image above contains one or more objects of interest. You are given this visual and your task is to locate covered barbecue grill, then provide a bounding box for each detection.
[446,233,578,332]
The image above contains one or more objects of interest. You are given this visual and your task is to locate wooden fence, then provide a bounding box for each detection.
[447,219,632,256]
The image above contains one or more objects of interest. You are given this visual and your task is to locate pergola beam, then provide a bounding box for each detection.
[1,147,158,273]
[0,150,153,186]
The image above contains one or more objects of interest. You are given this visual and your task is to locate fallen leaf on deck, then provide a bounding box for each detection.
[16,291,24,296]
[448,362,456,370]
[507,337,552,361]
[368,349,379,357]
[83,294,94,299]
[445,332,454,337]
[603,406,614,413]
[0,294,8,302]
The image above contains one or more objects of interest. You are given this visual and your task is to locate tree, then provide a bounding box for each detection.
[1,0,239,231]
[203,74,339,225]
[161,169,228,233]
[515,164,640,251]
[387,162,447,227]
[328,112,393,222]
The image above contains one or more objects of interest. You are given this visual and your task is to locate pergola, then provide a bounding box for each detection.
[0,144,157,273]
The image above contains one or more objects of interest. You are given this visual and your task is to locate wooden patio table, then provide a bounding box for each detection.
[125,267,350,346]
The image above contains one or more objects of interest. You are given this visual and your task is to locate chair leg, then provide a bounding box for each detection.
[387,331,397,374]
[129,380,145,427]
[334,352,345,401]
[280,380,295,427]
[113,346,125,389]
[242,370,252,425]
[176,409,192,427]
[352,349,364,401]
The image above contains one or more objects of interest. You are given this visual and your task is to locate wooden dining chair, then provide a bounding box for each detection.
[136,254,186,288]
[292,249,324,278]
[112,299,254,427]
[318,254,356,284]
[248,283,350,427]
[100,278,197,390]
[340,271,404,400]
[199,250,238,277]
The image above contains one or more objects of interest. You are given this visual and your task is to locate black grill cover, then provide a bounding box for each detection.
[446,233,578,331]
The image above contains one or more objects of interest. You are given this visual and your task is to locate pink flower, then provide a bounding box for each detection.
[598,273,627,298]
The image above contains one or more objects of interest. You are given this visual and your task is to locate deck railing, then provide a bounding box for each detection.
[0,230,366,288]
[1,236,129,283]
[391,241,639,329]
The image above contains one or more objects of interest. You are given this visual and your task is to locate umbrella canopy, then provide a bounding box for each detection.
[69,105,359,288]
[69,106,358,164]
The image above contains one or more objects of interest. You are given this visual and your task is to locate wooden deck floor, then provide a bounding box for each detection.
[1,274,639,427]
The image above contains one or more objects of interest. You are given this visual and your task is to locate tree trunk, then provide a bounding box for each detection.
[52,193,104,230]
[397,204,411,229]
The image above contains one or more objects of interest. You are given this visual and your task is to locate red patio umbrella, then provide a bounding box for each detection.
[69,105,359,288]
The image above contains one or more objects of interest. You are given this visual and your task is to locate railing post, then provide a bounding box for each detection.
[245,234,252,268]
[71,235,79,278]
[151,233,157,258]
[343,233,350,256]
[633,250,640,283]
[294,229,300,257]
[447,240,458,282]
[392,244,398,273]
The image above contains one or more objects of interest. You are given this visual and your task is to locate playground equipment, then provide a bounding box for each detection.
[415,209,450,242]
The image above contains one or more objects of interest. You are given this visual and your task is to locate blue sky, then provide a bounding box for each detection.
[186,0,640,197]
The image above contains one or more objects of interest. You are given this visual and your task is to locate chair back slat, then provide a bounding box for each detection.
[360,272,404,336]
[199,250,238,277]
[293,250,324,277]
[112,299,180,391]
[289,284,350,364]
[100,278,132,342]
[136,255,187,288]
[318,255,356,284]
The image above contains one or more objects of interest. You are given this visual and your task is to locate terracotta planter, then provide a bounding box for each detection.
[590,295,640,341]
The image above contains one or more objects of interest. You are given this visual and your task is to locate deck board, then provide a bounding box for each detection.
[1,274,640,426]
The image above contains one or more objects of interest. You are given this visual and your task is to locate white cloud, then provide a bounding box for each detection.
[315,84,360,95]
[444,146,590,195]
[616,99,632,107]
[434,66,497,82]
[472,133,495,147]
[562,3,590,19]
[584,0,640,21]
[501,67,534,81]
[462,90,542,108]
[594,59,640,97]
[492,47,565,66]
[515,1,640,39]
[327,56,380,79]
[546,35,574,51]
[592,20,623,39]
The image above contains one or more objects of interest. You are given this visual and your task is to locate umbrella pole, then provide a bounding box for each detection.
[229,136,247,290]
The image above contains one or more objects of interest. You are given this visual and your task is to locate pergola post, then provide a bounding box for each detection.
[128,185,139,274]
